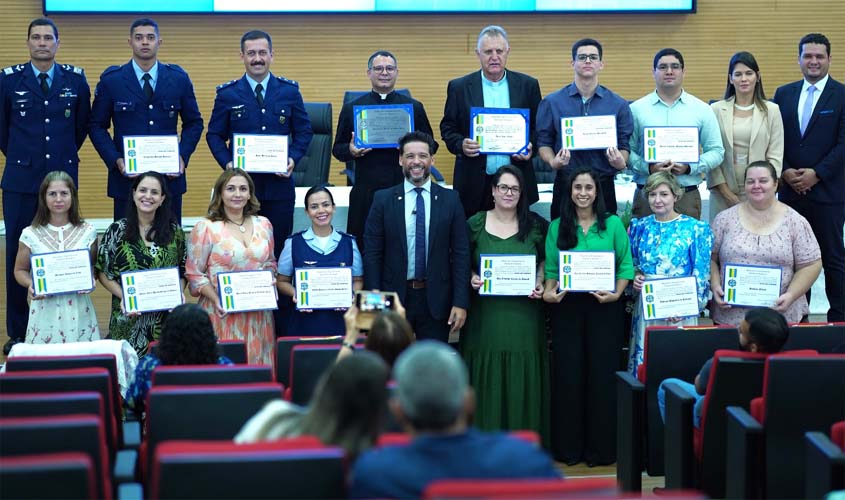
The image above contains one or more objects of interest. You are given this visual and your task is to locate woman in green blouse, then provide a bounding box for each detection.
[543,165,633,466]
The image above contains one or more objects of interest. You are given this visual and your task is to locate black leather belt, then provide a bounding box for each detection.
[407,280,427,289]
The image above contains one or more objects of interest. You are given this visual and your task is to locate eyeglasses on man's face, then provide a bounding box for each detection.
[370,65,397,74]
[576,54,601,62]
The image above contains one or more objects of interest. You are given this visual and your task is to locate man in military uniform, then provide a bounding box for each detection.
[206,29,314,259]
[0,18,91,354]
[89,18,203,221]
[332,50,437,252]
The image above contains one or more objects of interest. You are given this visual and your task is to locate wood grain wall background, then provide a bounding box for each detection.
[1,0,843,219]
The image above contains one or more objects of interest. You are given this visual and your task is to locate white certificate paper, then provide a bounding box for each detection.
[471,108,530,155]
[561,115,618,150]
[218,270,278,313]
[30,249,94,296]
[294,267,353,310]
[233,134,289,174]
[479,254,536,296]
[558,251,615,292]
[641,276,700,320]
[123,135,180,174]
[643,126,700,163]
[723,264,783,308]
[122,267,183,314]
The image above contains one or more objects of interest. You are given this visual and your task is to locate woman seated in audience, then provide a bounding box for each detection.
[234,351,390,460]
[628,172,713,374]
[186,170,276,365]
[97,172,186,357]
[125,303,233,415]
[13,171,100,344]
[708,51,784,220]
[276,185,363,336]
[337,304,414,368]
[711,161,822,325]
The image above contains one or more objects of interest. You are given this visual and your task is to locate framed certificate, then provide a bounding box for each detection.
[641,276,700,321]
[479,254,536,296]
[122,267,183,314]
[470,107,530,155]
[558,251,615,292]
[233,134,289,174]
[218,270,278,313]
[723,263,783,308]
[353,104,414,148]
[123,135,180,175]
[30,249,95,296]
[560,115,617,151]
[294,267,354,310]
[643,126,700,163]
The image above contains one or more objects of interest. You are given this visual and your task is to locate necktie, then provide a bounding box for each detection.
[142,73,154,100]
[414,187,426,280]
[800,85,816,136]
[254,83,265,108]
[38,73,49,96]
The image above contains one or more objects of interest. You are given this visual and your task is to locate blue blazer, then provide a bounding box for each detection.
[772,77,845,204]
[206,74,314,202]
[363,182,471,320]
[89,61,204,198]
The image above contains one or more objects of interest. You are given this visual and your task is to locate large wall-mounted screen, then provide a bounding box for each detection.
[44,0,696,14]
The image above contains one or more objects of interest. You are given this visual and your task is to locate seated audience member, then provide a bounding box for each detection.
[337,299,414,367]
[125,303,233,415]
[657,307,789,427]
[235,351,390,460]
[349,341,561,499]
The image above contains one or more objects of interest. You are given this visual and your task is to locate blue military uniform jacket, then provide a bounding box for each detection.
[0,62,91,194]
[206,74,313,202]
[89,61,204,198]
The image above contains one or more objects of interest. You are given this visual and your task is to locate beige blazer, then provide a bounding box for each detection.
[708,98,784,193]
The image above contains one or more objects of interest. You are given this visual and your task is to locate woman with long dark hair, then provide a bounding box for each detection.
[542,165,633,465]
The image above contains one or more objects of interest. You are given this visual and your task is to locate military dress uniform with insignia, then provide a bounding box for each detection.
[89,61,204,221]
[206,74,313,259]
[0,61,91,343]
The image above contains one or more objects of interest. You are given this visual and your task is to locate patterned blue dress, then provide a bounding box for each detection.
[627,214,713,374]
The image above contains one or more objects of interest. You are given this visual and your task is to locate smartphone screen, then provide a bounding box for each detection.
[356,291,394,312]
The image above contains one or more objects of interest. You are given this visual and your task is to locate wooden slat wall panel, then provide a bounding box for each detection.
[1,0,843,218]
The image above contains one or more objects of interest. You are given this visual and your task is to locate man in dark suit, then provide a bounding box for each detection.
[773,33,844,322]
[89,18,203,222]
[364,131,470,342]
[206,29,314,260]
[1,18,91,353]
[440,25,541,219]
[332,50,437,252]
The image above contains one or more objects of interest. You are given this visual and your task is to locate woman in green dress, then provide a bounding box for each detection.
[461,165,550,445]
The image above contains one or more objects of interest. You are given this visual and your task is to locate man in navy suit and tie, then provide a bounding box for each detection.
[773,33,845,322]
[89,18,204,222]
[364,131,470,342]
[1,18,91,353]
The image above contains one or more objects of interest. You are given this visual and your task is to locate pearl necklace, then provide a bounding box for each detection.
[734,102,756,111]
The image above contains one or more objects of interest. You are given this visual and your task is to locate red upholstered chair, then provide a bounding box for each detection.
[833,421,845,449]
[804,420,845,498]
[284,344,342,404]
[151,364,274,386]
[275,336,342,387]
[377,430,542,448]
[0,452,97,500]
[422,478,614,499]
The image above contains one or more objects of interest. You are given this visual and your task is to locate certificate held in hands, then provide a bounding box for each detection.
[558,251,615,292]
[218,270,278,313]
[294,267,353,310]
[30,249,95,296]
[470,107,530,155]
[641,276,700,321]
[643,126,700,164]
[723,264,783,308]
[354,104,414,149]
[233,134,289,174]
[123,135,180,175]
[122,267,183,314]
[479,254,536,296]
[561,115,617,151]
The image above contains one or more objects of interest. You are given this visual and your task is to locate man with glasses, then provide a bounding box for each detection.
[440,25,542,219]
[332,50,437,251]
[536,38,633,218]
[628,48,724,219]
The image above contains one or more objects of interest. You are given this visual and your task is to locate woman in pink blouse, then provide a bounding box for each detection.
[710,161,821,325]
[186,170,276,364]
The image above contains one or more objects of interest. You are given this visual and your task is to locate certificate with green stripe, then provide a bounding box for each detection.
[723,263,782,308]
[294,267,353,310]
[217,270,278,313]
[560,115,617,151]
[122,135,180,174]
[232,134,289,173]
[641,276,699,321]
[558,251,615,292]
[479,254,536,296]
[470,107,530,155]
[642,126,700,163]
[121,267,183,314]
[354,104,413,149]
[30,249,94,297]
